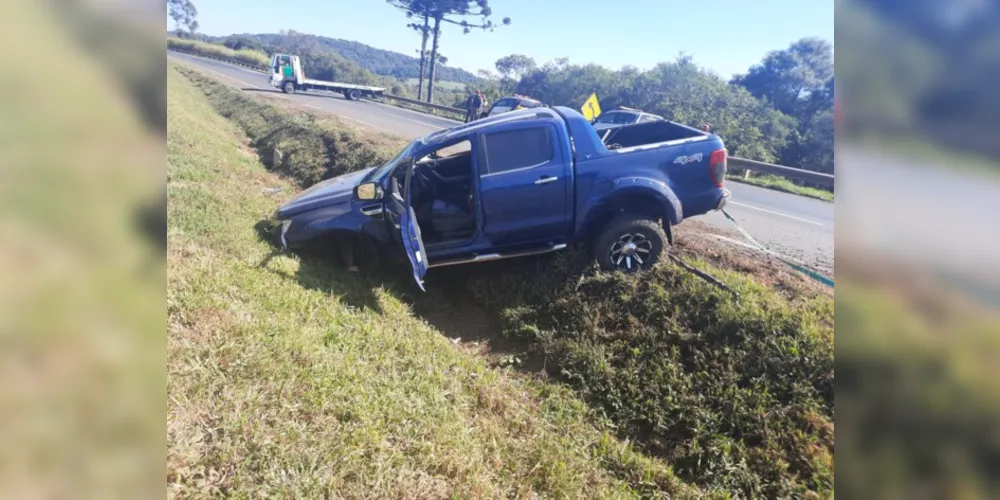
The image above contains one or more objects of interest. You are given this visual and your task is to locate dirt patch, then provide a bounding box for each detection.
[415,290,549,376]
[673,220,833,300]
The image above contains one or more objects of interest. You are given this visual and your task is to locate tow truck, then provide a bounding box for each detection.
[268,53,385,101]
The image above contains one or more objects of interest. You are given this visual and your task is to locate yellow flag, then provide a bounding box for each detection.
[581,93,602,121]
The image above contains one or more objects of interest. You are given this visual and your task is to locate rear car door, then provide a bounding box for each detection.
[477,124,572,246]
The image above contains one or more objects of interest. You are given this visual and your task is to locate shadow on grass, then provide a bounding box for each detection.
[252,219,560,375]
[253,220,384,313]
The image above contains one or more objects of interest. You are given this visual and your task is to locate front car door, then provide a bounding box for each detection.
[384,159,429,290]
[477,124,572,246]
[269,55,282,87]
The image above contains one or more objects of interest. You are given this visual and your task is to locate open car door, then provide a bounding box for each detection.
[391,159,429,291]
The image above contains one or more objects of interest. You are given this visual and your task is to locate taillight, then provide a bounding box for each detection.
[710,148,727,187]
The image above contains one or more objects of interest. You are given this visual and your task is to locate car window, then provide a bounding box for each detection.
[483,127,553,175]
[422,139,471,161]
[494,98,517,108]
[595,111,637,125]
[639,114,659,123]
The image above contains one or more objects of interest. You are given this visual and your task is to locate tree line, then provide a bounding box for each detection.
[464,40,834,174]
[218,32,481,84]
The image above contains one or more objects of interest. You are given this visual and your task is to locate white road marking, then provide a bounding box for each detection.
[694,233,765,251]
[695,233,829,272]
[729,201,823,226]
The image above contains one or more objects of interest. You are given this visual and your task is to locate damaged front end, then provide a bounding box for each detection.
[261,214,293,251]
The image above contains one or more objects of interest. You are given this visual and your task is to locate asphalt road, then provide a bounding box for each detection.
[169,51,835,273]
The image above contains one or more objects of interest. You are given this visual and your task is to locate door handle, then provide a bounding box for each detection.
[534,176,558,185]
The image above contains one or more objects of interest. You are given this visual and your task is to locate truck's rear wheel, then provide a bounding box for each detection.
[282,81,295,94]
[347,89,362,101]
[593,216,667,273]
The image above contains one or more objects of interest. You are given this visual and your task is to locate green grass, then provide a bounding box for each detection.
[727,173,834,202]
[168,37,270,68]
[405,78,467,91]
[442,249,835,499]
[833,272,1000,499]
[167,63,712,498]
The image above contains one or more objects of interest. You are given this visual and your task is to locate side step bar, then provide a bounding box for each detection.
[428,243,567,269]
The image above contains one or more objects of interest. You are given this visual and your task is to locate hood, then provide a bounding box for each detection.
[276,167,375,218]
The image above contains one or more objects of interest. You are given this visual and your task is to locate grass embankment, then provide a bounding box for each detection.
[168,64,704,498]
[439,252,834,498]
[173,64,836,498]
[168,37,270,68]
[728,173,834,202]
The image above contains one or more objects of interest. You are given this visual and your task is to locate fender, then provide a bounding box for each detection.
[284,202,391,248]
[575,176,683,237]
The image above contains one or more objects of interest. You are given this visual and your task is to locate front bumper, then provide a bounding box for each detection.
[263,215,292,250]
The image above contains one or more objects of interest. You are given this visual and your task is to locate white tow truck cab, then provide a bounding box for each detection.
[268,53,386,101]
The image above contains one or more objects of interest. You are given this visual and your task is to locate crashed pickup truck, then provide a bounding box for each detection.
[270,106,730,290]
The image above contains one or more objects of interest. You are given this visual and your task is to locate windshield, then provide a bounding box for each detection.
[362,139,421,184]
[595,111,639,125]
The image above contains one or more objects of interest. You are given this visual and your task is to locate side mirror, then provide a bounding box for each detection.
[354,182,383,201]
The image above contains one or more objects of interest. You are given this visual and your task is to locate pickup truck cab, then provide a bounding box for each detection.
[272,106,730,290]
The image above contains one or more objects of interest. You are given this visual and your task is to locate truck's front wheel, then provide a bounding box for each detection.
[282,81,295,94]
[593,216,667,273]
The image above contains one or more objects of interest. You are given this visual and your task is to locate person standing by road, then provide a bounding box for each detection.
[478,91,490,119]
[465,90,483,123]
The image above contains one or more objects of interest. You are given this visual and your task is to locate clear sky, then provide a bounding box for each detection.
[188,0,833,79]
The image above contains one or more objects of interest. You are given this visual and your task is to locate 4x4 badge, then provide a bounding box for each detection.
[673,153,703,165]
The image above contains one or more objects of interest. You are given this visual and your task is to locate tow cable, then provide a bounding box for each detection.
[664,207,834,301]
[720,207,835,288]
[668,253,741,302]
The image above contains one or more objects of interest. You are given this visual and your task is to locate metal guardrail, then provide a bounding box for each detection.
[728,157,835,189]
[169,48,835,190]
[379,94,465,115]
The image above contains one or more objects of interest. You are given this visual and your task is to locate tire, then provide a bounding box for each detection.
[592,215,667,273]
[282,81,295,94]
[347,89,362,101]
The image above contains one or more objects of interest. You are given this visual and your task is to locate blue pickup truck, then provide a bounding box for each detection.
[271,106,730,290]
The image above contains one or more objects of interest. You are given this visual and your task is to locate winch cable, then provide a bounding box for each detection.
[720,207,835,288]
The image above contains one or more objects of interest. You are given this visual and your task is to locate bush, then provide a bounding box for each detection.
[168,37,270,69]
[176,66,405,186]
[442,250,835,498]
